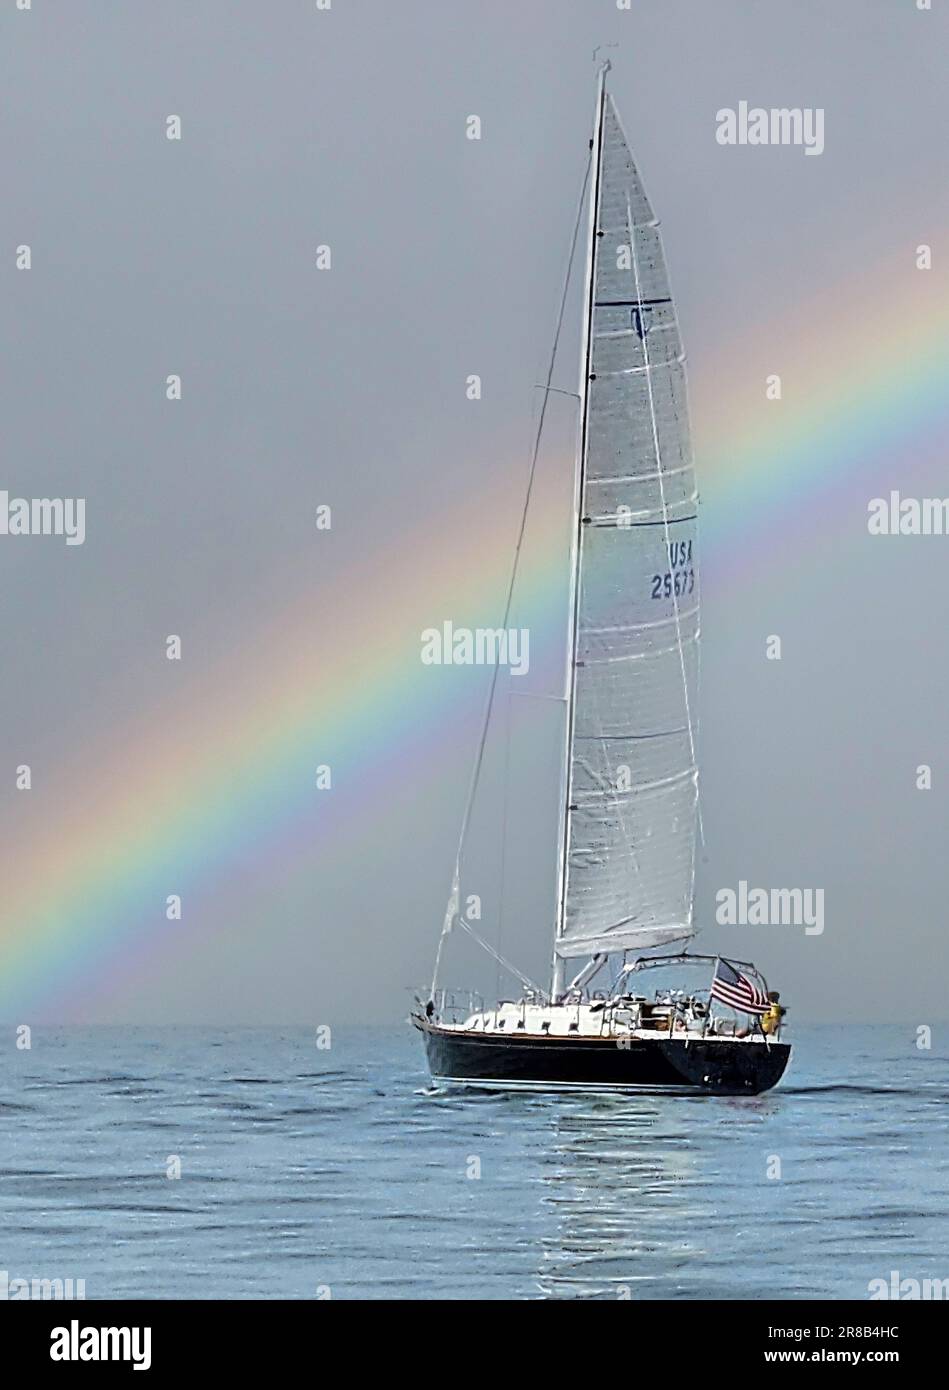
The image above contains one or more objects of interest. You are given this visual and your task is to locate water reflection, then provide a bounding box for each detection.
[530,1098,692,1297]
[520,1091,783,1299]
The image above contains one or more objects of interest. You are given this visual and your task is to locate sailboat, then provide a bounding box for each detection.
[412,64,790,1096]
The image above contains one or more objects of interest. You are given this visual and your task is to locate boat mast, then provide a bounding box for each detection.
[552,62,609,1000]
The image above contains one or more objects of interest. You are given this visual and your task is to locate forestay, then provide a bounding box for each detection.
[556,93,699,961]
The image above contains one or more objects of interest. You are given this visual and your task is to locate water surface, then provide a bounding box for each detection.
[0,1024,945,1299]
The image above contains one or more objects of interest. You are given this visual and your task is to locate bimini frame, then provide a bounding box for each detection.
[620,951,770,995]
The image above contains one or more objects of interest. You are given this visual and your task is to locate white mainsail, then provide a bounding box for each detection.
[555,80,700,964]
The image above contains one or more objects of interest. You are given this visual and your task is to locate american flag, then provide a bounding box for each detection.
[710,957,769,1015]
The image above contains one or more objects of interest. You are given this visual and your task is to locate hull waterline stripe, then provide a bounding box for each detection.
[434,1076,732,1095]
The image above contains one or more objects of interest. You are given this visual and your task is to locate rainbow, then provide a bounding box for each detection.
[695,253,949,579]
[1,248,945,1020]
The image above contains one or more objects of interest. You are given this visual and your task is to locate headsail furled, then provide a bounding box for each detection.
[555,78,700,965]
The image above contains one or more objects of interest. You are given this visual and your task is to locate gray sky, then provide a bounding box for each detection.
[2,1,947,1024]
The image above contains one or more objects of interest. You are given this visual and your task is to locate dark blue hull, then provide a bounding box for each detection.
[418,1021,790,1095]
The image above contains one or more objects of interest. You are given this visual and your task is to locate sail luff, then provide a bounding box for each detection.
[551,62,610,998]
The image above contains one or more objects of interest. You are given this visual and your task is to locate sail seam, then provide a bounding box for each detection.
[589,465,694,479]
[574,766,698,797]
[579,642,698,667]
[584,512,697,528]
[583,607,699,634]
[593,359,683,379]
[575,728,689,742]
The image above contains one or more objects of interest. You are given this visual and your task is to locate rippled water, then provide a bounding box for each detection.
[0,1024,946,1299]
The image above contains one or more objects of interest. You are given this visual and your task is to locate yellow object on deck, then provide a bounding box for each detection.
[761,1004,782,1035]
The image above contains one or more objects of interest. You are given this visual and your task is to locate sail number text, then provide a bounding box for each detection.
[651,539,695,600]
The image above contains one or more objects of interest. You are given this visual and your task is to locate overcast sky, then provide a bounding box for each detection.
[2,1,947,1024]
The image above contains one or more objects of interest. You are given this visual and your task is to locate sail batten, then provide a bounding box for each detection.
[556,88,700,964]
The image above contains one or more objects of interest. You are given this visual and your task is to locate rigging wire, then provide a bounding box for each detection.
[430,151,593,999]
[453,915,540,993]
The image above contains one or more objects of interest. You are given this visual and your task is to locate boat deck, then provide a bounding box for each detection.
[429,1000,777,1045]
